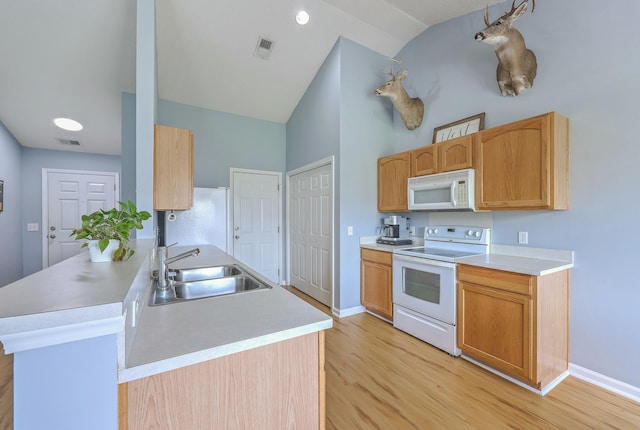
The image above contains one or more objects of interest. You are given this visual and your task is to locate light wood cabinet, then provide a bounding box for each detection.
[361,248,393,321]
[474,112,569,210]
[411,145,438,176]
[378,151,410,212]
[457,264,569,390]
[410,134,474,177]
[439,135,474,172]
[120,332,326,430]
[0,353,12,430]
[153,124,194,211]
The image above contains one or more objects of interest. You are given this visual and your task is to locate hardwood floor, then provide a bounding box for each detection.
[285,286,640,430]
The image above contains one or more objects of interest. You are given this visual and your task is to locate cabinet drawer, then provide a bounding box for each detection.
[458,264,532,296]
[361,248,392,266]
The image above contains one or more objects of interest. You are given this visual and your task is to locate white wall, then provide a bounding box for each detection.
[392,0,640,388]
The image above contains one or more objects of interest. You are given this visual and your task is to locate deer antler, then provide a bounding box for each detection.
[384,58,402,78]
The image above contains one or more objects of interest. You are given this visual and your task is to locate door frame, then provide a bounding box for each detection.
[285,156,335,311]
[41,168,120,269]
[229,168,283,284]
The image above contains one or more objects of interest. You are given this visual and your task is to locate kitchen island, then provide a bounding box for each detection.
[0,241,332,430]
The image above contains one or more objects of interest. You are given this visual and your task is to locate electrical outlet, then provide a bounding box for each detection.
[409,226,416,236]
[518,231,528,245]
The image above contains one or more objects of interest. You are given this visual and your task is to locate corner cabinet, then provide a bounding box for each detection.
[457,264,569,390]
[361,248,393,321]
[378,152,410,212]
[474,112,569,210]
[153,124,194,211]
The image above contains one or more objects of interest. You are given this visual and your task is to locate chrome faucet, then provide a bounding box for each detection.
[156,246,200,291]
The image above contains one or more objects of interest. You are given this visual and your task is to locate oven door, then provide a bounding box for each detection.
[392,254,456,325]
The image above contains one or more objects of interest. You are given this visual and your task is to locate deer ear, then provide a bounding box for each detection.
[398,70,408,81]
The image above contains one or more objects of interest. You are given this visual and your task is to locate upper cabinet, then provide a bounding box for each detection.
[475,112,569,210]
[410,134,474,177]
[439,135,474,172]
[378,151,410,212]
[154,125,194,211]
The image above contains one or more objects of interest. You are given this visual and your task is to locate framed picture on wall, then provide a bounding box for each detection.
[433,112,485,143]
[0,180,3,213]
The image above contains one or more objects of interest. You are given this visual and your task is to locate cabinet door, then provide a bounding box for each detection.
[411,145,438,176]
[361,250,393,320]
[439,135,474,172]
[378,152,410,212]
[475,112,569,210]
[154,125,194,210]
[457,280,533,382]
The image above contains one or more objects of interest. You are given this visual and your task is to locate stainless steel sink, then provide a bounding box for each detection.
[174,275,269,299]
[149,269,271,306]
[173,265,242,282]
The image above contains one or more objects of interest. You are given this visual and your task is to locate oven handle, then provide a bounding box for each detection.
[392,253,456,269]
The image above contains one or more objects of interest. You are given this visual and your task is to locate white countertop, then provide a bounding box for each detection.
[0,242,332,382]
[120,246,332,382]
[359,239,574,276]
[457,244,574,276]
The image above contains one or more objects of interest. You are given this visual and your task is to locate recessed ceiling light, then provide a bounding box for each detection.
[296,10,310,25]
[54,117,83,131]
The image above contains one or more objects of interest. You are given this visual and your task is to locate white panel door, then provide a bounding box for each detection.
[232,170,281,283]
[289,162,333,306]
[45,170,117,267]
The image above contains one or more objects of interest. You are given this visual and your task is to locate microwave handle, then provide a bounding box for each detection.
[450,182,457,207]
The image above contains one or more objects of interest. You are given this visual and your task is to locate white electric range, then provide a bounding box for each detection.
[392,225,490,355]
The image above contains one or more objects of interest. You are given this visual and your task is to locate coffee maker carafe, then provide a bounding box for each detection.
[376,216,412,245]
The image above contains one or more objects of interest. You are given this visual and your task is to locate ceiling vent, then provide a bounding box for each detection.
[254,36,274,60]
[57,138,81,146]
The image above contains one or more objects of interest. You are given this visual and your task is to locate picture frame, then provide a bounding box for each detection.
[432,112,486,144]
[0,180,3,213]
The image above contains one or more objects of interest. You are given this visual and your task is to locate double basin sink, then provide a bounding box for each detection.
[149,264,271,306]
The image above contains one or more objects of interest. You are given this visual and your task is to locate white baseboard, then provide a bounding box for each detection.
[569,363,640,403]
[332,305,365,318]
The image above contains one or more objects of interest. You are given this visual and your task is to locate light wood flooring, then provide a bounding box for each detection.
[285,286,640,430]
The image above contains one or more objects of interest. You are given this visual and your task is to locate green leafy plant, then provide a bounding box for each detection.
[70,200,152,261]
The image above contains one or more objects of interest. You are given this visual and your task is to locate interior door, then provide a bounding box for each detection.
[289,162,333,306]
[231,170,281,283]
[44,170,118,267]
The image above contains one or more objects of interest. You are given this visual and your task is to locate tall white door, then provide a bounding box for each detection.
[231,170,281,283]
[289,162,333,306]
[44,170,118,267]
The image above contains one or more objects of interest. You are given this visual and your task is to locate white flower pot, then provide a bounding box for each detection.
[87,239,120,262]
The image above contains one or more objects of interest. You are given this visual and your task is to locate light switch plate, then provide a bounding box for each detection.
[27,223,39,232]
[518,231,528,244]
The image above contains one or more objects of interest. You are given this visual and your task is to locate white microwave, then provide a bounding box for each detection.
[408,168,476,211]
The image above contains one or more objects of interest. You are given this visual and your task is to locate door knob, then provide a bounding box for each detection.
[235,235,240,239]
[235,226,240,231]
[49,234,56,239]
[50,226,56,231]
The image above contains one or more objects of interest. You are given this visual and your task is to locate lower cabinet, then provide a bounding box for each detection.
[457,264,569,390]
[119,332,326,430]
[361,248,393,321]
[0,352,12,430]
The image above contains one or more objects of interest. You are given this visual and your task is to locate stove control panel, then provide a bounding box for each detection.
[424,225,490,245]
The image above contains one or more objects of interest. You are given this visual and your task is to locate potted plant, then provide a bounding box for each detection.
[71,200,152,262]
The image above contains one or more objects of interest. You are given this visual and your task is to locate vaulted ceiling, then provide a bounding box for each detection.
[0,0,503,155]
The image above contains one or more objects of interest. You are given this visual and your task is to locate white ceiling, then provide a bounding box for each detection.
[0,0,502,156]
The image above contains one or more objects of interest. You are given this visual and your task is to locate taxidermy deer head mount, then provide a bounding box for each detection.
[375,58,424,130]
[475,0,537,96]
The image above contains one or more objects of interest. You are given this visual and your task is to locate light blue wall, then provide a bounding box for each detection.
[394,0,640,387]
[20,148,120,276]
[0,121,23,287]
[338,38,395,310]
[158,99,286,187]
[14,335,118,430]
